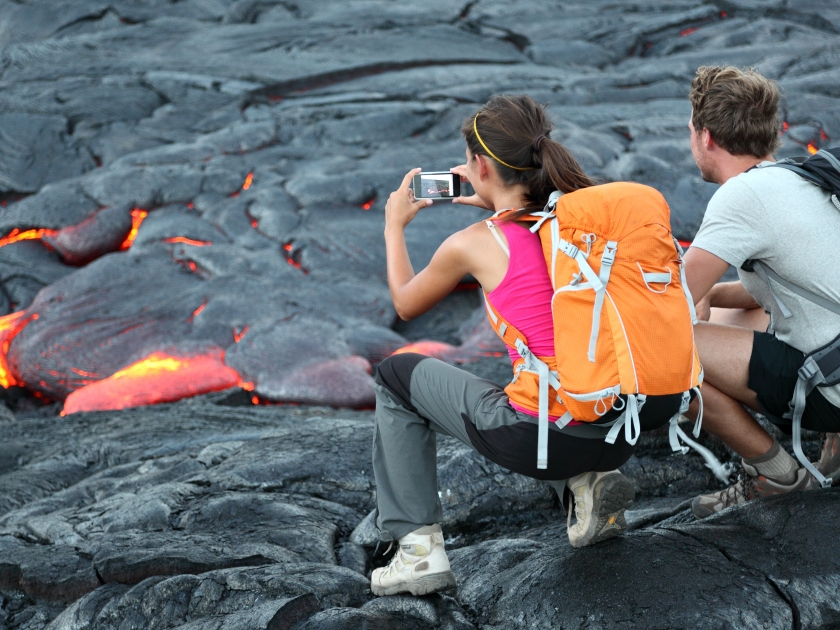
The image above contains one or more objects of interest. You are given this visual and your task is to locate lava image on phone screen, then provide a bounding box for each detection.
[413,172,459,199]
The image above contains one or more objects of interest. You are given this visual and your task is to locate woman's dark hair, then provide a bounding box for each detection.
[461,95,593,218]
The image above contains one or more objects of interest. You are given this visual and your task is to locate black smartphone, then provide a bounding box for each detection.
[412,171,461,200]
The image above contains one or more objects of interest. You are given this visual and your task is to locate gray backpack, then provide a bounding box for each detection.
[744,148,840,487]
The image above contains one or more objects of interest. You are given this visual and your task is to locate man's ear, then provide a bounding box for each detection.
[702,127,716,151]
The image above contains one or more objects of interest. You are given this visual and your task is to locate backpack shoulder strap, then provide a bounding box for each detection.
[748,260,840,318]
[765,162,827,188]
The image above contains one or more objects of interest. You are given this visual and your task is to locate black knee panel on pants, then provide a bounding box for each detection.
[375,353,428,413]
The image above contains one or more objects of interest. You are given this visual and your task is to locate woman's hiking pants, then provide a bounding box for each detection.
[373,353,683,541]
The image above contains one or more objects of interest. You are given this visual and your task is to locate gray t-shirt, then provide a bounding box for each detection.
[692,161,840,407]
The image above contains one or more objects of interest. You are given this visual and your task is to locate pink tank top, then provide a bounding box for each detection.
[485,221,559,419]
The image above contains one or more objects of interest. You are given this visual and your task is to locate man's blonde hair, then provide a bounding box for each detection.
[690,66,781,158]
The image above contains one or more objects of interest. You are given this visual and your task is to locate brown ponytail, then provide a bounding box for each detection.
[461,95,593,219]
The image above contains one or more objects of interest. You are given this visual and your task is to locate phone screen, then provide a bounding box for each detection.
[414,172,458,198]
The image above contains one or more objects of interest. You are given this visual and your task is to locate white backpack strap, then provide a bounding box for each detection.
[529,190,563,232]
[605,393,644,446]
[673,237,697,325]
[485,220,510,258]
[670,419,736,483]
[587,241,617,362]
[551,219,603,291]
[513,338,561,469]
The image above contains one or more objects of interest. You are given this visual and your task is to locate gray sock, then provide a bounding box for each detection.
[743,439,798,485]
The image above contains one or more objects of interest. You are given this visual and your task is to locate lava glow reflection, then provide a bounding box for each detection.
[62,350,245,414]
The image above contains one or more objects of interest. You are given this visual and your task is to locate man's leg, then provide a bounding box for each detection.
[708,306,769,332]
[688,322,810,518]
[689,322,771,458]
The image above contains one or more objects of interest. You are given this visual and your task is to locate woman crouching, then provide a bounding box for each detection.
[371,94,686,597]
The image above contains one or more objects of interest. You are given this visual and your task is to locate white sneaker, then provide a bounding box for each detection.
[370,524,456,596]
[566,470,634,548]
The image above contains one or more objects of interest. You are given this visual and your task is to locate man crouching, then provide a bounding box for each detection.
[682,65,840,517]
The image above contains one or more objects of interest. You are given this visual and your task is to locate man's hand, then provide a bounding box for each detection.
[385,168,432,232]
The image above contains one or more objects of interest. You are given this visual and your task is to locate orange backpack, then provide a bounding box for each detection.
[484,182,703,469]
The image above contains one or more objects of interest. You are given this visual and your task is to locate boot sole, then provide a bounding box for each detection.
[371,570,457,597]
[570,473,634,548]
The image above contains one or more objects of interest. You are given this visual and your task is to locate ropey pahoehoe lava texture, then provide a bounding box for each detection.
[2,1,840,628]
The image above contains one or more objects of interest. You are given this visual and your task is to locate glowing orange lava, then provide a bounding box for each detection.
[242,172,254,190]
[807,143,818,155]
[233,326,249,342]
[782,121,789,132]
[820,130,829,141]
[0,228,58,249]
[162,237,212,246]
[392,340,456,359]
[361,197,375,210]
[187,300,207,322]
[119,208,148,250]
[680,27,697,36]
[62,349,246,414]
[678,240,692,249]
[0,310,38,388]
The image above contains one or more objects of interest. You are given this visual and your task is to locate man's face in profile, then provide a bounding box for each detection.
[688,117,718,184]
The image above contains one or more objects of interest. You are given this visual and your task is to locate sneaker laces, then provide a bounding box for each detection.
[715,467,756,508]
[566,490,585,529]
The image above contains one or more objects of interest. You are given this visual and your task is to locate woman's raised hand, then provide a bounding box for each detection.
[449,164,489,209]
[385,168,432,232]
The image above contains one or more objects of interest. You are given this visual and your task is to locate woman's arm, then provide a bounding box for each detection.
[385,169,473,321]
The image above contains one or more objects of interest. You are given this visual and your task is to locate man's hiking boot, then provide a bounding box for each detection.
[566,470,634,548]
[691,460,813,519]
[371,524,456,597]
[816,432,840,486]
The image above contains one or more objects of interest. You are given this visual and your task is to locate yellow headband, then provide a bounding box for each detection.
[473,114,534,171]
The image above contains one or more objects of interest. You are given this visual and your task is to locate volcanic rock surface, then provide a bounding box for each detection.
[2,0,840,628]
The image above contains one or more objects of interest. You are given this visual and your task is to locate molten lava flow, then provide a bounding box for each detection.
[820,130,829,141]
[680,27,697,36]
[233,325,249,342]
[392,340,456,359]
[678,240,692,249]
[782,121,789,132]
[361,197,375,210]
[119,208,148,250]
[0,310,38,388]
[186,299,207,323]
[807,143,818,155]
[162,237,212,246]
[62,349,247,414]
[0,228,58,250]
[243,172,254,190]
